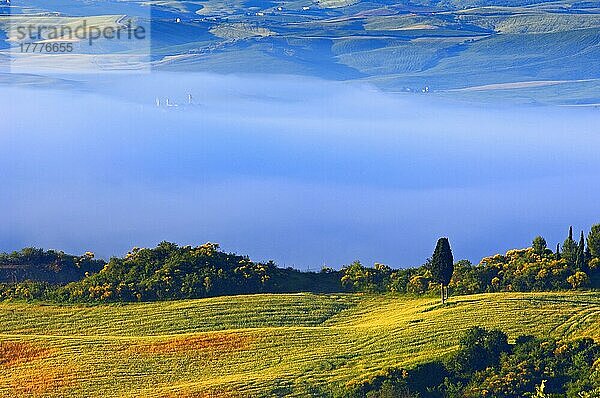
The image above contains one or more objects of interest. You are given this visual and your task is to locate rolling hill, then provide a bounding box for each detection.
[0,291,598,397]
[1,0,600,104]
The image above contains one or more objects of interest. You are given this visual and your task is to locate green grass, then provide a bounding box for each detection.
[0,291,599,397]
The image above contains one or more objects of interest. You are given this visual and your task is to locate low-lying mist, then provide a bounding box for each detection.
[1,72,599,268]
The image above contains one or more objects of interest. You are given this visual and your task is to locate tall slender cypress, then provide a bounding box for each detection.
[576,231,587,271]
[562,226,578,266]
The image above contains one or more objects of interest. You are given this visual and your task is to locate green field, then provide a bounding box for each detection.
[1,291,599,397]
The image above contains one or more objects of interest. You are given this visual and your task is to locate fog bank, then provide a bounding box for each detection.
[1,73,599,268]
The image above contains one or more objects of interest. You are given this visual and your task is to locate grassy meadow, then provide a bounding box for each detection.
[0,291,598,397]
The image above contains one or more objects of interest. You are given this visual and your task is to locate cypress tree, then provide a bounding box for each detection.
[576,231,587,271]
[555,243,561,260]
[532,236,547,255]
[562,226,578,266]
[429,238,454,304]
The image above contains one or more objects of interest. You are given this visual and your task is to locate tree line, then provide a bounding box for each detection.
[341,225,600,300]
[0,223,599,302]
[0,248,104,284]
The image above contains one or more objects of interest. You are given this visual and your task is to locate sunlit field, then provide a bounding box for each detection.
[0,291,598,397]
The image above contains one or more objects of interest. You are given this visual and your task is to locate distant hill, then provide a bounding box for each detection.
[3,0,600,104]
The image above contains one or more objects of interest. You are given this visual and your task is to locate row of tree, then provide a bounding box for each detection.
[340,225,600,301]
[1,224,599,302]
[552,224,600,271]
[0,242,343,302]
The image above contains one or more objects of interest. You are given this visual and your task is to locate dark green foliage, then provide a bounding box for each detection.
[405,362,448,396]
[448,260,490,293]
[340,261,390,293]
[365,381,414,398]
[430,238,454,286]
[463,336,600,397]
[333,328,600,398]
[576,231,587,271]
[0,281,64,301]
[563,226,578,266]
[468,248,578,293]
[532,236,547,255]
[451,327,510,376]
[62,242,343,302]
[341,261,420,294]
[342,369,415,398]
[2,223,599,303]
[344,237,599,297]
[588,224,600,259]
[428,238,454,303]
[0,248,104,284]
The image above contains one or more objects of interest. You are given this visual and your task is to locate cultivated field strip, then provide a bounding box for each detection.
[0,292,598,397]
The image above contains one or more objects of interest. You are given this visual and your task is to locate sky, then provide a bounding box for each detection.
[1,72,599,268]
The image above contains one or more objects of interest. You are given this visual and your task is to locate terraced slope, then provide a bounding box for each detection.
[0,291,598,397]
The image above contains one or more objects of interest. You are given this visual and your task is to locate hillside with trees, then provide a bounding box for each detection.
[0,248,104,284]
[0,227,599,397]
[61,242,341,302]
[337,326,599,398]
[341,225,600,297]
